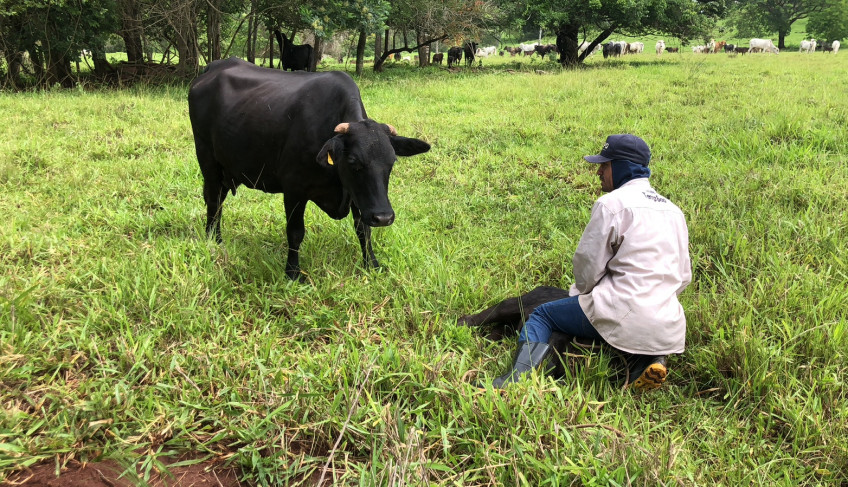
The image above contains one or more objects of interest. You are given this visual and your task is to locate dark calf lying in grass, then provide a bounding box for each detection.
[459,286,627,380]
[458,286,568,333]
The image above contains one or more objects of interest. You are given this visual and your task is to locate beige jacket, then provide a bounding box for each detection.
[568,178,692,355]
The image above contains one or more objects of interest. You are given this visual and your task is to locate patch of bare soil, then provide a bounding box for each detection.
[1,456,242,487]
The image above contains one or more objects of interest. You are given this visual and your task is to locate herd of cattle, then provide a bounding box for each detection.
[430,41,564,67]
[680,37,840,55]
[430,37,840,66]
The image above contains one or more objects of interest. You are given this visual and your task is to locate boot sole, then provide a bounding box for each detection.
[631,363,667,391]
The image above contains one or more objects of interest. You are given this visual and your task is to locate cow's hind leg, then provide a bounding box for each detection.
[283,195,308,281]
[202,176,227,243]
[351,204,379,269]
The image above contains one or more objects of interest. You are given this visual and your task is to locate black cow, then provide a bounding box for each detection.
[274,30,313,71]
[447,46,463,67]
[188,57,431,280]
[432,53,444,65]
[724,44,736,53]
[534,44,557,57]
[463,42,478,66]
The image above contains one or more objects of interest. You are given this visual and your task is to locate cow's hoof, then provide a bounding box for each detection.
[286,270,307,283]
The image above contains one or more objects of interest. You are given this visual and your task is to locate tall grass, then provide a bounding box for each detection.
[1,51,846,485]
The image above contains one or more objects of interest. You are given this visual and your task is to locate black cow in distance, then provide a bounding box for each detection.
[274,30,313,71]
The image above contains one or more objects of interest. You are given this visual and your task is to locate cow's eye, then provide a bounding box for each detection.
[347,158,364,171]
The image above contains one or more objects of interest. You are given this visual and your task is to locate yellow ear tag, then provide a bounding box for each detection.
[327,153,334,165]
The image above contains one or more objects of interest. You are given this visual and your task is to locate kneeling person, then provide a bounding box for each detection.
[489,134,692,390]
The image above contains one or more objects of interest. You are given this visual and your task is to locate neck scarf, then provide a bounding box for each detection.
[611,159,651,189]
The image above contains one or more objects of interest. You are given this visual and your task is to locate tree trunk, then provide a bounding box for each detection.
[268,31,274,68]
[309,36,323,72]
[246,5,255,63]
[143,36,154,62]
[355,30,366,76]
[207,0,222,61]
[118,0,144,64]
[171,0,200,76]
[46,49,74,87]
[252,15,260,63]
[556,23,580,67]
[374,31,382,66]
[778,30,788,49]
[417,31,429,67]
[91,47,113,76]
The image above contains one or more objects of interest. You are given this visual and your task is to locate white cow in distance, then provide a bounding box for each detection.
[656,40,665,55]
[749,38,779,54]
[832,40,841,54]
[800,39,816,53]
[475,46,497,57]
[519,42,538,53]
[578,41,601,56]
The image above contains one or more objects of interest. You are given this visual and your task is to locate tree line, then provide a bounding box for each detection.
[1,0,844,90]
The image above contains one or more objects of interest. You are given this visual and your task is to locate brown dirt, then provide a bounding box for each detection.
[1,456,242,487]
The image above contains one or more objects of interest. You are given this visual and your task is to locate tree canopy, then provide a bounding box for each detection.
[0,0,843,89]
[505,0,722,65]
[805,0,848,42]
[728,0,828,48]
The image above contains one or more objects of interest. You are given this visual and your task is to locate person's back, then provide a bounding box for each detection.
[574,177,691,355]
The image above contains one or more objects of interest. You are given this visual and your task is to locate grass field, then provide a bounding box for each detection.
[1,49,847,485]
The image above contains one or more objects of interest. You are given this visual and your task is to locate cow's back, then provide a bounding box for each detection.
[189,57,363,130]
[188,57,366,193]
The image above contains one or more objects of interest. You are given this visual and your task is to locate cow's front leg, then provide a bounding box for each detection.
[284,195,308,281]
[351,204,379,269]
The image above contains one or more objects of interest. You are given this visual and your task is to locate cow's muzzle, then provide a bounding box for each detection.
[369,212,395,227]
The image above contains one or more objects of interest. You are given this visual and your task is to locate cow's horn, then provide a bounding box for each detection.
[386,124,397,136]
[334,123,350,134]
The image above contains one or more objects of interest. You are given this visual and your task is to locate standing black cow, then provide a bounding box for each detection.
[447,46,463,67]
[274,30,313,71]
[188,57,431,280]
[463,41,478,66]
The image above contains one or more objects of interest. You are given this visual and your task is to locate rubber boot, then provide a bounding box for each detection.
[626,355,668,391]
[490,341,551,389]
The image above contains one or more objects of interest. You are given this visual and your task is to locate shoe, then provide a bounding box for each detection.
[626,355,668,391]
[488,341,551,389]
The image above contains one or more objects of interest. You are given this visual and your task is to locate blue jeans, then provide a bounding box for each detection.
[518,296,603,344]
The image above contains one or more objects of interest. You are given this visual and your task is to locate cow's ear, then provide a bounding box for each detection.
[316,136,343,167]
[389,136,431,157]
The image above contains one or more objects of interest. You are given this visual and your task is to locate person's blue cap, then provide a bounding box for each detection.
[583,134,651,166]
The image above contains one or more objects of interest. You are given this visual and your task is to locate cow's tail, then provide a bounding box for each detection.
[307,46,315,72]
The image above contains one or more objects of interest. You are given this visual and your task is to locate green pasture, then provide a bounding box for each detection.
[1,51,847,485]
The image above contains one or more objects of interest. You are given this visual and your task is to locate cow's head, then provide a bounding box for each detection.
[316,119,430,227]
